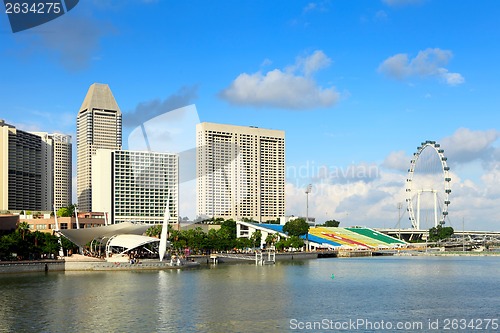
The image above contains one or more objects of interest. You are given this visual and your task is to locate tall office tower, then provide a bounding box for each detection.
[196,122,285,222]
[77,83,122,212]
[92,149,179,224]
[0,120,42,211]
[31,132,72,211]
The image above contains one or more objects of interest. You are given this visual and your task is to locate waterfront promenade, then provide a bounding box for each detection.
[0,256,200,274]
[3,247,499,274]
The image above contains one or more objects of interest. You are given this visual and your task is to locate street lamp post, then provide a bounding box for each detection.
[305,184,312,251]
[397,202,402,240]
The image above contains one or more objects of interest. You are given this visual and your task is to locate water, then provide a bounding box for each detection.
[0,256,499,332]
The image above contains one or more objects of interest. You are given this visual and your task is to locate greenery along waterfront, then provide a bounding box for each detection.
[146,218,308,253]
[0,222,78,260]
[0,217,311,260]
[1,211,462,260]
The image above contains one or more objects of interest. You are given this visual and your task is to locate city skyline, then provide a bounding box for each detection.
[1,1,500,230]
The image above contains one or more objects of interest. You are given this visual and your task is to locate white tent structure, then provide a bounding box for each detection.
[57,222,151,247]
[105,234,161,261]
[56,222,170,260]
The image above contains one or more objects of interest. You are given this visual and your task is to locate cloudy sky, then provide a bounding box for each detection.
[1,0,499,230]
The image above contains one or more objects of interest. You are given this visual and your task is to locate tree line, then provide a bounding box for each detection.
[0,222,78,260]
[146,218,312,253]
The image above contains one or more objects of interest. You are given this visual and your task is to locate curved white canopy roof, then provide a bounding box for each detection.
[57,222,151,248]
[108,234,160,251]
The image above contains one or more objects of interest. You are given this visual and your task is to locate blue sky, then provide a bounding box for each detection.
[1,0,500,230]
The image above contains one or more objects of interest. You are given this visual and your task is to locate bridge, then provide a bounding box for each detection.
[377,228,500,242]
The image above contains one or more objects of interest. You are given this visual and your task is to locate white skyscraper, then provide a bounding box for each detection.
[196,122,285,222]
[92,149,179,224]
[77,83,122,212]
[31,132,72,211]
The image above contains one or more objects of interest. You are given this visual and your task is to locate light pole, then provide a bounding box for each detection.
[397,202,403,240]
[305,184,312,251]
[463,217,465,252]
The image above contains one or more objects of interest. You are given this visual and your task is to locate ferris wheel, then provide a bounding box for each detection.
[406,140,451,229]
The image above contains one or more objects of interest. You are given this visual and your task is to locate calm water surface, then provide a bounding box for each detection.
[0,256,499,332]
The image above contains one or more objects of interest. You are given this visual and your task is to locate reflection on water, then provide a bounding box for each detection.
[0,257,499,332]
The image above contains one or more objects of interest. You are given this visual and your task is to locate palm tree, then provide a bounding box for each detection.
[18,222,29,240]
[146,225,162,238]
[251,230,262,250]
[265,233,274,246]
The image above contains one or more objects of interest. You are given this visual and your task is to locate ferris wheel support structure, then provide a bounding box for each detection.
[415,189,438,230]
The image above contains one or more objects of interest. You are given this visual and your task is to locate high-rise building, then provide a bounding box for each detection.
[0,120,42,211]
[77,83,122,212]
[31,132,72,211]
[92,149,179,224]
[196,122,285,222]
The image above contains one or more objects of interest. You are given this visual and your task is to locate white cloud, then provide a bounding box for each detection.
[7,121,42,132]
[261,58,272,67]
[284,127,500,230]
[441,127,499,163]
[297,50,332,76]
[382,150,410,172]
[378,48,465,86]
[309,162,380,184]
[287,162,500,231]
[219,50,341,110]
[382,128,499,170]
[286,170,407,228]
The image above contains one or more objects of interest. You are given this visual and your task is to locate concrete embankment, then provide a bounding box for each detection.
[65,260,199,271]
[0,259,199,274]
[0,250,381,273]
[415,252,500,257]
[0,260,65,274]
[190,251,321,264]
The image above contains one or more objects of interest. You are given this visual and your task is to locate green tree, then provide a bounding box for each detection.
[251,230,262,249]
[323,220,341,227]
[61,237,78,255]
[26,211,32,216]
[18,222,30,240]
[235,237,252,249]
[217,219,236,239]
[42,236,61,256]
[146,225,163,238]
[275,238,289,251]
[429,225,454,242]
[288,236,305,250]
[283,218,309,237]
[57,204,76,217]
[169,229,181,242]
[265,232,279,247]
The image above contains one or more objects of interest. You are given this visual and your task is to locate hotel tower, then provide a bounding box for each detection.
[77,83,122,212]
[196,122,285,222]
